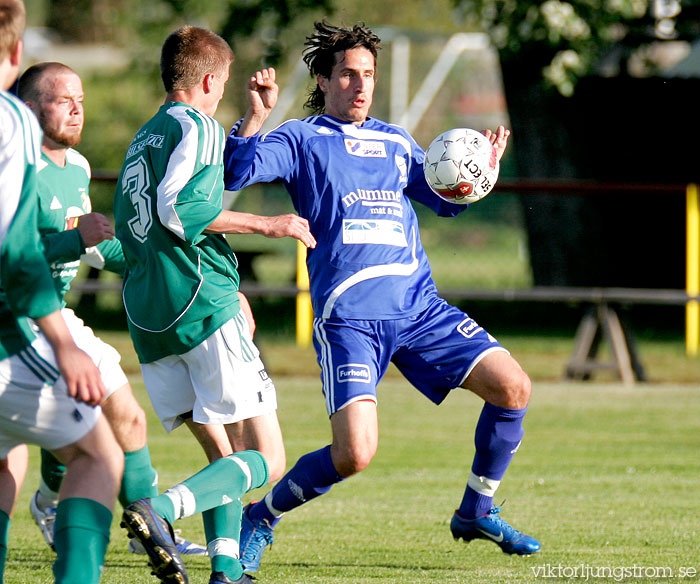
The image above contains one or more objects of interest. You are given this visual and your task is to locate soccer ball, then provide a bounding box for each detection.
[423,128,499,204]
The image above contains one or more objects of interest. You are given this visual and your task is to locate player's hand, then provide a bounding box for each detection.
[261,214,317,248]
[237,68,279,138]
[483,126,510,161]
[76,212,114,247]
[247,68,278,118]
[53,343,106,406]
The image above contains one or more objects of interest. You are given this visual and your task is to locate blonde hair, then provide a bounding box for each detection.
[0,0,25,61]
[160,26,233,92]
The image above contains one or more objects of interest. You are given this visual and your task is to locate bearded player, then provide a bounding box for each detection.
[0,2,121,581]
[18,61,206,556]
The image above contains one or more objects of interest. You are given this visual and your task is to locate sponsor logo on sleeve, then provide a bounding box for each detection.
[336,363,371,384]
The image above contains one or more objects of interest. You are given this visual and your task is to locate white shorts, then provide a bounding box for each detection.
[141,311,277,433]
[0,335,101,458]
[61,308,128,398]
[32,309,128,399]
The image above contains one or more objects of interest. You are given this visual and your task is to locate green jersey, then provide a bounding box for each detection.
[0,91,61,360]
[114,102,240,363]
[36,149,125,306]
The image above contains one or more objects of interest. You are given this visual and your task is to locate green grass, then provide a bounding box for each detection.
[4,350,700,583]
[94,325,700,385]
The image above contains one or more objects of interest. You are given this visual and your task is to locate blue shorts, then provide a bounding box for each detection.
[312,296,508,415]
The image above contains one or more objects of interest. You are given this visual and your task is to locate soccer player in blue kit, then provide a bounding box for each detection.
[224,20,541,571]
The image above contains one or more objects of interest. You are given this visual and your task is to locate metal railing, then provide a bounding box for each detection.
[88,174,700,355]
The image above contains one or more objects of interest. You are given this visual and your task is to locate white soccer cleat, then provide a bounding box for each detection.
[29,491,57,550]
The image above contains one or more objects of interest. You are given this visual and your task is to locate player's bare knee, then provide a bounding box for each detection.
[502,370,531,409]
[264,451,286,483]
[128,405,148,444]
[333,443,375,477]
[109,403,148,450]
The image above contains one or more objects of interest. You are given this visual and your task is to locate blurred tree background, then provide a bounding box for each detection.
[23,0,699,170]
[23,0,473,169]
[20,0,700,331]
[453,0,700,289]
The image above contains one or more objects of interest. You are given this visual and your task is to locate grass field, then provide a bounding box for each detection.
[4,334,700,583]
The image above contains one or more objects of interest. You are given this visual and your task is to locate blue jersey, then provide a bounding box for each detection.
[224,115,467,320]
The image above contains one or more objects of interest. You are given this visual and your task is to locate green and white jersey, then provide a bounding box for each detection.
[114,102,240,363]
[0,91,61,360]
[36,149,125,306]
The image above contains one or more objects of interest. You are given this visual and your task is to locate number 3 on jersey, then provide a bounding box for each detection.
[122,156,152,242]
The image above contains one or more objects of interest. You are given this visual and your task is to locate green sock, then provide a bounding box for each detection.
[119,445,159,508]
[0,509,10,582]
[203,502,244,580]
[151,450,268,523]
[53,498,112,584]
[40,448,66,494]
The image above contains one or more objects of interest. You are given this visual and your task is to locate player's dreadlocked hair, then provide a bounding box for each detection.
[302,20,381,115]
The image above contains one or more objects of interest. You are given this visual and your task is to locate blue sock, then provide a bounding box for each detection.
[249,445,343,526]
[458,403,527,519]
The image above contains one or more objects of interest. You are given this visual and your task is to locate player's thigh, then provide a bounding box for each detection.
[226,411,285,480]
[329,399,378,476]
[51,415,123,507]
[101,383,147,450]
[312,317,388,416]
[393,299,508,404]
[52,414,121,469]
[0,342,103,457]
[184,420,233,462]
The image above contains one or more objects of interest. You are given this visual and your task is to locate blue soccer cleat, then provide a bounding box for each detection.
[239,502,274,573]
[450,506,541,556]
[121,498,189,583]
[209,571,255,584]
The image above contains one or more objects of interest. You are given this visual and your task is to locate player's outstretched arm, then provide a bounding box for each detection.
[34,311,106,406]
[237,67,279,138]
[206,210,317,248]
[483,125,511,161]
